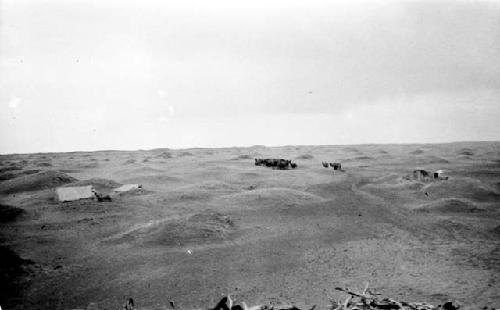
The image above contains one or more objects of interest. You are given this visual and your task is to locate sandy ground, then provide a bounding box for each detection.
[0,142,499,310]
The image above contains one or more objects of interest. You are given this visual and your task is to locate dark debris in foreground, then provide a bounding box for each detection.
[105,283,497,310]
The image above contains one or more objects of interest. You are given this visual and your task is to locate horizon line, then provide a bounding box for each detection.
[1,140,499,156]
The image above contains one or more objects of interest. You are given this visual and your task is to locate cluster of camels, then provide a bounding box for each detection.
[254,158,343,171]
[322,162,342,170]
[254,158,298,170]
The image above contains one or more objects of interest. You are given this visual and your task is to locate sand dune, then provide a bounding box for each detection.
[354,155,373,160]
[233,154,253,160]
[0,142,499,310]
[177,151,194,157]
[155,151,173,159]
[78,162,99,169]
[296,154,314,159]
[458,148,475,156]
[0,169,40,181]
[343,147,360,153]
[421,178,499,202]
[413,155,450,164]
[0,170,76,194]
[410,149,425,155]
[127,166,166,175]
[0,165,24,173]
[121,174,182,186]
[415,198,484,213]
[106,211,235,248]
[218,187,325,207]
[65,178,121,193]
[195,181,239,191]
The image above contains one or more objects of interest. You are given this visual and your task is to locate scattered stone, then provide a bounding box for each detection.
[442,301,460,310]
[86,302,98,310]
[124,298,134,310]
[94,285,481,310]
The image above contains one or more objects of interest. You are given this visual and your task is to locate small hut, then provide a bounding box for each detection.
[433,169,448,180]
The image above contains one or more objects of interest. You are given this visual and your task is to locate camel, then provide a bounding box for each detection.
[329,163,341,170]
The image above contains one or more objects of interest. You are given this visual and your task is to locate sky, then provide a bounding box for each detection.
[1,0,499,154]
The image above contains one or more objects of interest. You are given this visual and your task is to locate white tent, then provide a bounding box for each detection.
[56,185,95,202]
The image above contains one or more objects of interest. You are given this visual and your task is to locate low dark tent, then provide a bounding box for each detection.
[413,169,430,181]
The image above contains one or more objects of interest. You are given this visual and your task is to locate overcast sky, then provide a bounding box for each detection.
[1,0,499,153]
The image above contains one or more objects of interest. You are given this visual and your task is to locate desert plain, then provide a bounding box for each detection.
[0,142,499,309]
